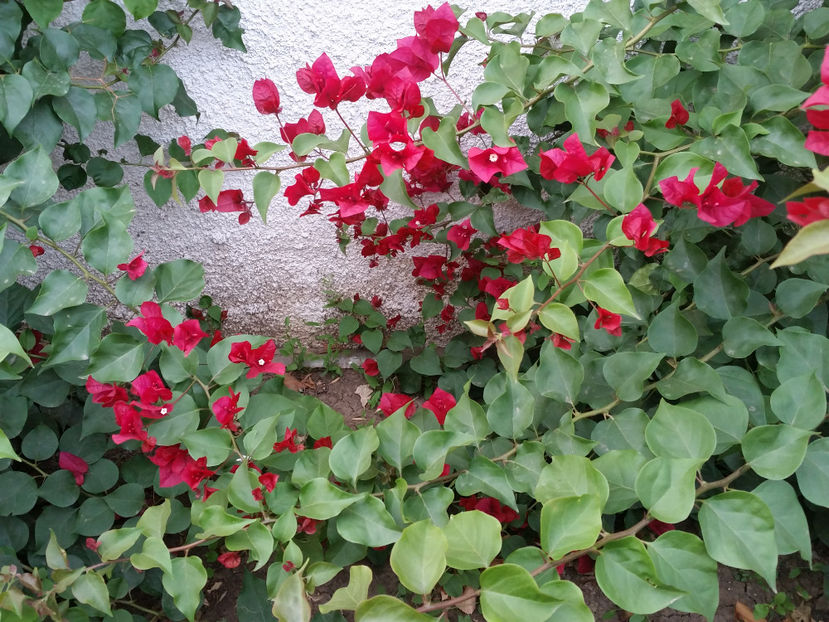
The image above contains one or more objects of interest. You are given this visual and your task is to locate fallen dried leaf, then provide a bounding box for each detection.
[283,373,315,393]
[736,600,765,622]
[457,587,476,614]
[355,384,373,407]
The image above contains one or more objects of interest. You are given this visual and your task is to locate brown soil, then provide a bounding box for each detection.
[196,370,829,622]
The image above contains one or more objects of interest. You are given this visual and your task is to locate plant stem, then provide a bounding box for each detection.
[334,107,370,155]
[535,243,612,315]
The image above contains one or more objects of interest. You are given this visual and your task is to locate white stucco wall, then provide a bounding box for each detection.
[82,0,586,343]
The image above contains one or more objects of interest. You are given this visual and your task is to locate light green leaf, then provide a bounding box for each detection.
[595,537,684,615]
[252,171,280,224]
[645,400,717,461]
[753,480,811,565]
[0,323,32,367]
[480,563,561,622]
[796,437,829,507]
[443,510,502,570]
[390,520,447,594]
[582,268,638,317]
[771,374,826,430]
[5,146,58,208]
[553,81,609,143]
[535,455,609,507]
[329,427,379,489]
[742,424,811,480]
[540,495,602,559]
[272,572,310,622]
[603,352,663,402]
[648,531,719,621]
[72,572,112,616]
[635,457,699,523]
[355,595,433,621]
[155,259,205,303]
[699,491,777,589]
[380,168,417,209]
[298,478,364,520]
[319,565,372,613]
[337,496,401,547]
[162,557,207,621]
[421,117,467,167]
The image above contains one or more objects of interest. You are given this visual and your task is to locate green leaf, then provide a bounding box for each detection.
[155,259,205,302]
[298,478,363,520]
[72,572,112,616]
[647,303,697,357]
[390,520,447,594]
[0,428,21,461]
[40,28,80,71]
[749,84,808,113]
[380,168,417,209]
[443,510,502,570]
[487,377,534,438]
[162,556,207,621]
[26,270,88,317]
[22,0,62,28]
[51,86,98,141]
[635,457,699,523]
[228,463,261,514]
[337,495,401,547]
[582,268,638,317]
[775,278,827,319]
[645,400,717,461]
[0,323,32,367]
[21,424,58,460]
[329,427,379,489]
[198,168,223,203]
[603,167,642,213]
[742,424,811,480]
[46,530,70,569]
[124,0,158,19]
[403,486,453,526]
[535,455,609,507]
[553,81,609,143]
[136,499,170,539]
[96,528,141,562]
[590,38,641,85]
[421,117,466,167]
[272,572,310,622]
[751,117,815,169]
[540,495,602,559]
[593,450,647,513]
[319,565,371,613]
[699,491,778,589]
[480,564,561,622]
[444,384,490,441]
[648,531,719,621]
[770,373,826,430]
[88,333,143,382]
[455,455,517,511]
[693,249,749,320]
[83,0,126,36]
[484,42,529,98]
[355,595,433,622]
[250,171,280,224]
[472,81,510,109]
[193,505,254,538]
[535,340,583,404]
[690,125,760,180]
[0,74,34,136]
[82,220,132,274]
[771,220,829,268]
[5,147,59,208]
[538,303,579,340]
[796,437,829,507]
[603,352,663,402]
[722,317,780,358]
[183,427,232,466]
[752,480,811,565]
[683,395,748,453]
[130,536,172,574]
[595,537,684,615]
[376,410,419,471]
[687,0,728,24]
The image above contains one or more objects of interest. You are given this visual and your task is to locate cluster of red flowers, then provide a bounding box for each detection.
[86,372,216,495]
[378,386,456,425]
[622,204,669,257]
[787,47,829,226]
[126,301,208,356]
[659,162,775,228]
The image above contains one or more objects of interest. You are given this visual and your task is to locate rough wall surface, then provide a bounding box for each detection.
[64,0,588,343]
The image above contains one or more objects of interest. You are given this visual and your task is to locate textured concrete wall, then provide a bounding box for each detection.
[105,0,589,343]
[46,1,583,343]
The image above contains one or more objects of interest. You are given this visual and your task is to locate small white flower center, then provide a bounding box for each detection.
[258,358,265,366]
[488,153,499,163]
[160,408,168,415]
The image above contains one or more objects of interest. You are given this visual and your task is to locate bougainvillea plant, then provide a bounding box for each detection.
[2,0,829,621]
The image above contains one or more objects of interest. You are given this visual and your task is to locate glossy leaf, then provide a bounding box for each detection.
[595,537,684,615]
[390,520,447,594]
[480,563,561,622]
[443,510,502,570]
[742,424,811,480]
[698,491,777,589]
[540,495,602,559]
